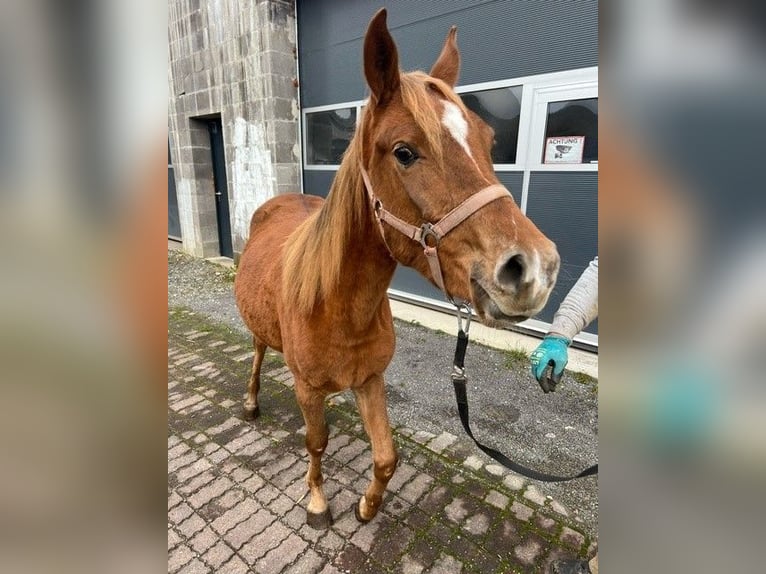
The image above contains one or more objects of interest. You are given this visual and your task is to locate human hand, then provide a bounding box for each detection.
[530,335,570,392]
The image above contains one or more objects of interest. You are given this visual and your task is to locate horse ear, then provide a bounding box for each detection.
[363,9,400,106]
[430,26,460,87]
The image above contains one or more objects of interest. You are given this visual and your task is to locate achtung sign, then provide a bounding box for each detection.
[544,135,585,164]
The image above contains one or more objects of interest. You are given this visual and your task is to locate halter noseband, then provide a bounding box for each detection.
[358,163,510,306]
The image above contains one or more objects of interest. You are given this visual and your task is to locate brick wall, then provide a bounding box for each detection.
[168,0,299,258]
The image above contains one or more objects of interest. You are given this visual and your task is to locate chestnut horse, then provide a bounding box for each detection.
[234,9,559,528]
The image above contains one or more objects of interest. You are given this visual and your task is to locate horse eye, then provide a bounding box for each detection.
[393,145,417,167]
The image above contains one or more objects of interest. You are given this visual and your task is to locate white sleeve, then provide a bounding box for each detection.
[549,256,598,341]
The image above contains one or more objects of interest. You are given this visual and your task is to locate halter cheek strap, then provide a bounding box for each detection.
[358,163,510,304]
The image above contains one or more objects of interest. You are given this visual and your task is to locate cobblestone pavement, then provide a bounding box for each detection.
[168,307,595,573]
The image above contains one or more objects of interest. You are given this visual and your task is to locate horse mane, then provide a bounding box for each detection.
[281,131,368,315]
[282,71,467,314]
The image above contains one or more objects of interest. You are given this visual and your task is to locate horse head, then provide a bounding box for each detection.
[360,9,560,327]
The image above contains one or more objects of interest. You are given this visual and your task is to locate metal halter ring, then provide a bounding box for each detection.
[419,223,440,249]
[454,301,472,334]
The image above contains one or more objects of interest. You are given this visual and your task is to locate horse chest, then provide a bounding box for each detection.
[284,323,395,390]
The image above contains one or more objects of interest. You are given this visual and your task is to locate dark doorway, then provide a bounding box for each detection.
[168,141,182,240]
[208,119,233,258]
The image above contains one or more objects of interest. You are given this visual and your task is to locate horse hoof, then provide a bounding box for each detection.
[306,508,332,529]
[354,501,373,523]
[242,406,260,421]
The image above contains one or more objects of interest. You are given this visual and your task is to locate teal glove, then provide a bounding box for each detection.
[530,335,571,392]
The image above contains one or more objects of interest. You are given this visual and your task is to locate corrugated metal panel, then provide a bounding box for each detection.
[298,0,598,107]
[525,171,598,334]
[302,170,336,199]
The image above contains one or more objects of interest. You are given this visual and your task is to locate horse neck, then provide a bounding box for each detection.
[323,172,397,326]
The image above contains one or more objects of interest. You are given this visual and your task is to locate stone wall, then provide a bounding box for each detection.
[168,0,299,258]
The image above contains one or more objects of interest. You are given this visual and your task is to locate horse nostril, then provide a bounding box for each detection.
[497,254,524,289]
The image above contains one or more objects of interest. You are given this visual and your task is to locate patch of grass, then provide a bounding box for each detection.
[504,347,529,370]
[568,370,597,388]
[220,266,237,282]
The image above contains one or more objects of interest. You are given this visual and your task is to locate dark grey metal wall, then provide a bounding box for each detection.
[526,172,598,332]
[297,0,598,336]
[298,0,598,108]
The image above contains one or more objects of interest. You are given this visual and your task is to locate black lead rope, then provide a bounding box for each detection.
[451,322,598,483]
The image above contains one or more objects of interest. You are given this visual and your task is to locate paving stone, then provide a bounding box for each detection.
[178,512,207,537]
[399,555,425,574]
[284,548,325,574]
[225,509,277,549]
[523,484,546,506]
[239,521,291,564]
[485,489,509,510]
[206,448,230,466]
[426,431,457,454]
[325,433,352,456]
[168,528,181,550]
[550,499,569,517]
[179,471,217,495]
[485,463,505,476]
[335,438,369,463]
[429,553,463,574]
[463,455,483,471]
[514,534,544,565]
[210,498,260,534]
[189,526,218,554]
[241,474,266,493]
[168,491,183,510]
[176,459,213,483]
[169,443,192,459]
[168,502,194,525]
[463,512,490,536]
[230,466,253,483]
[217,555,249,574]
[202,540,234,569]
[387,462,417,491]
[399,473,434,504]
[509,500,534,522]
[502,474,525,491]
[444,497,469,523]
[560,526,586,550]
[215,488,246,510]
[169,452,198,473]
[333,543,368,572]
[208,417,241,436]
[255,533,308,574]
[177,558,210,574]
[349,518,384,552]
[189,476,234,508]
[168,544,194,573]
[317,530,345,553]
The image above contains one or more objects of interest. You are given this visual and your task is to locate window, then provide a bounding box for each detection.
[543,97,598,164]
[461,86,522,164]
[305,107,357,165]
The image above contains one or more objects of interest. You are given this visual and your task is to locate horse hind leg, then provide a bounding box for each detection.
[294,379,332,529]
[353,375,398,522]
[243,338,266,420]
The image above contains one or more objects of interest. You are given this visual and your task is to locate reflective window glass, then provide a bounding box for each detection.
[543,97,598,164]
[306,108,356,165]
[461,86,523,164]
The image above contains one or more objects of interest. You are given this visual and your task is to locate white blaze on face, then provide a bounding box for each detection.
[441,101,473,159]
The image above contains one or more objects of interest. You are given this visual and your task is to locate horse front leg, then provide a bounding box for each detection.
[294,379,331,528]
[353,374,398,522]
